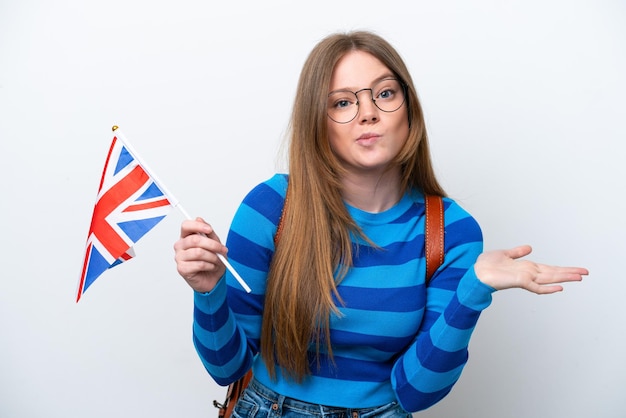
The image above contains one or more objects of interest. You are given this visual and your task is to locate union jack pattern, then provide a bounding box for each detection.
[77,135,172,302]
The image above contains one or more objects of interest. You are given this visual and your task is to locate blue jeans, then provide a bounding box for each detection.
[233,378,411,418]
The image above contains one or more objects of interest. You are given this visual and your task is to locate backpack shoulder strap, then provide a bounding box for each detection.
[424,195,445,284]
[274,193,288,246]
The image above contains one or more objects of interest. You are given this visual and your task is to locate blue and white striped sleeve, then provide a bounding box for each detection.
[191,175,287,385]
[391,199,495,411]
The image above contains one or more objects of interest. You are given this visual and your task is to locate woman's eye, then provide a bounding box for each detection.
[378,89,393,99]
[337,100,350,108]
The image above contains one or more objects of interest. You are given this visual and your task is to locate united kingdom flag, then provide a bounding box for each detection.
[76,134,173,302]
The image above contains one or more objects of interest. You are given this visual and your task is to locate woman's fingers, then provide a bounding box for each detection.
[173,218,228,293]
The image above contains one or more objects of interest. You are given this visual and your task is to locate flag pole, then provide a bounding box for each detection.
[111,126,251,293]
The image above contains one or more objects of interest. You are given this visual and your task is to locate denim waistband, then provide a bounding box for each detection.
[246,378,408,418]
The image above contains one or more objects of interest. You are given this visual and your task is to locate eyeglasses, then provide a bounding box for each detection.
[327,78,406,124]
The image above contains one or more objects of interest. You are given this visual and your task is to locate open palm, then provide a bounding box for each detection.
[474,245,588,294]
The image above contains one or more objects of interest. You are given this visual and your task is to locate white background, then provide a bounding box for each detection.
[1,1,624,417]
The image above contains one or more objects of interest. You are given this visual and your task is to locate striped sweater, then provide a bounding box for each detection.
[192,174,495,412]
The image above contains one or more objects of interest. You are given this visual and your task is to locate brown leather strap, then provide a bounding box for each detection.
[424,195,445,283]
[219,369,253,418]
[274,193,288,246]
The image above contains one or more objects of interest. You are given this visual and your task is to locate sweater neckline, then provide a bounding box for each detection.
[344,192,416,226]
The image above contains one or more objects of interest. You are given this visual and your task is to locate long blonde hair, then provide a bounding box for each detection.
[260,31,445,381]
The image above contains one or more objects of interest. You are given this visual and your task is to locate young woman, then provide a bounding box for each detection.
[174,31,588,416]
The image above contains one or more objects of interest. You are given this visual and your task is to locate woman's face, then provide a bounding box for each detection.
[326,50,409,177]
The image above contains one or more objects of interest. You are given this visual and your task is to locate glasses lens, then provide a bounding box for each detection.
[372,78,405,113]
[327,90,359,124]
[327,78,405,123]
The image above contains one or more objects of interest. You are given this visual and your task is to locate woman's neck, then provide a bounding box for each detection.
[340,168,403,213]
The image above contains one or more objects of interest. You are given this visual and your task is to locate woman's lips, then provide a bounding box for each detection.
[356,133,381,146]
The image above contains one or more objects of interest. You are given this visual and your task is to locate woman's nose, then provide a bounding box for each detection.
[357,92,379,123]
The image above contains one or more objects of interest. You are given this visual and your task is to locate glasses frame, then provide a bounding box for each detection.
[327,78,407,124]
